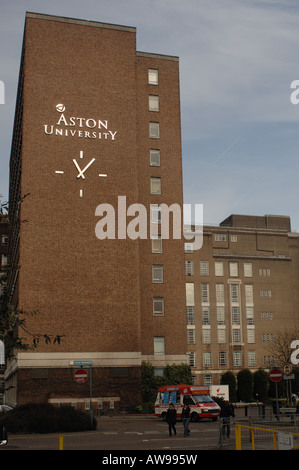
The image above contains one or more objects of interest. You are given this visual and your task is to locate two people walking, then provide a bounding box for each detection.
[165,403,191,437]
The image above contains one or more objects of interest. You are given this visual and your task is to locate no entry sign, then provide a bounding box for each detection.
[269,368,283,383]
[74,369,88,383]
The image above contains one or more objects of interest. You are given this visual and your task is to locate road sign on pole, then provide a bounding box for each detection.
[74,369,88,383]
[283,364,292,375]
[270,368,283,383]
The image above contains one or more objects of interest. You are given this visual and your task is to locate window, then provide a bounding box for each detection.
[153,297,164,315]
[232,328,241,343]
[261,311,272,320]
[202,328,211,343]
[149,122,160,139]
[231,235,237,242]
[260,289,272,298]
[186,306,195,325]
[201,283,209,303]
[149,95,159,112]
[215,234,226,241]
[150,149,160,166]
[188,352,196,367]
[200,261,209,276]
[247,328,255,344]
[203,375,212,387]
[231,306,240,325]
[154,337,165,355]
[203,352,212,367]
[184,243,193,253]
[248,351,256,366]
[202,307,210,325]
[230,284,240,303]
[150,177,161,195]
[148,69,158,85]
[259,268,270,277]
[263,356,275,366]
[216,284,224,303]
[152,265,163,283]
[215,262,224,276]
[187,328,195,344]
[151,235,162,253]
[1,255,7,267]
[150,205,161,224]
[244,263,252,277]
[233,351,242,366]
[217,306,226,325]
[217,328,226,343]
[186,283,195,306]
[1,235,8,246]
[185,260,194,276]
[230,284,240,304]
[244,285,253,305]
[218,351,227,366]
[229,262,238,277]
[246,307,254,325]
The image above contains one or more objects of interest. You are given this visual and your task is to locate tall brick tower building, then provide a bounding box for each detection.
[6,13,187,409]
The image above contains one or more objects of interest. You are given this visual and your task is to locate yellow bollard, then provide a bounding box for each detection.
[59,434,63,450]
[251,428,255,450]
[235,425,242,450]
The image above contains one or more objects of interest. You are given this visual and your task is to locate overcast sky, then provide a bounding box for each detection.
[1,0,299,230]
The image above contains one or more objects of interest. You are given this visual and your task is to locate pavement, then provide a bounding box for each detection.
[1,405,298,452]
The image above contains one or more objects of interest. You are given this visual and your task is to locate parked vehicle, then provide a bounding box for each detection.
[155,384,220,421]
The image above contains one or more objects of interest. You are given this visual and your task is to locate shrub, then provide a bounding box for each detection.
[0,403,95,434]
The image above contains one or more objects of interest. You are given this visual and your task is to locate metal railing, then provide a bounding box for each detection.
[234,424,299,450]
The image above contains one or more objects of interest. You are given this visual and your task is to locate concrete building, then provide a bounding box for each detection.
[184,214,299,386]
[6,12,187,409]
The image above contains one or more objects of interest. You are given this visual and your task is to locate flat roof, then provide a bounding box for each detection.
[25,12,136,33]
[25,13,179,61]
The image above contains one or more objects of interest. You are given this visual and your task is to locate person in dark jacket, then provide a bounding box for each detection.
[166,403,177,436]
[220,401,234,438]
[181,403,190,436]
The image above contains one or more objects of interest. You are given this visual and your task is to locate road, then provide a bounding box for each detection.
[0,415,222,451]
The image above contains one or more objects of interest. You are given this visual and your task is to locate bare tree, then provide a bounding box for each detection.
[266,328,299,367]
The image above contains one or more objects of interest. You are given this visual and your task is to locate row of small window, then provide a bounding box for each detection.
[186,351,257,368]
[202,351,257,368]
[199,329,274,344]
[187,305,255,326]
[191,327,254,344]
[187,282,272,305]
[185,260,254,278]
[148,71,162,198]
[187,306,273,326]
[185,259,272,279]
[153,300,274,320]
[186,282,254,305]
[214,234,234,242]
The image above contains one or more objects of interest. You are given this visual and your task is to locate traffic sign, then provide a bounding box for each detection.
[70,360,93,366]
[270,368,283,383]
[74,369,88,383]
[283,364,292,375]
